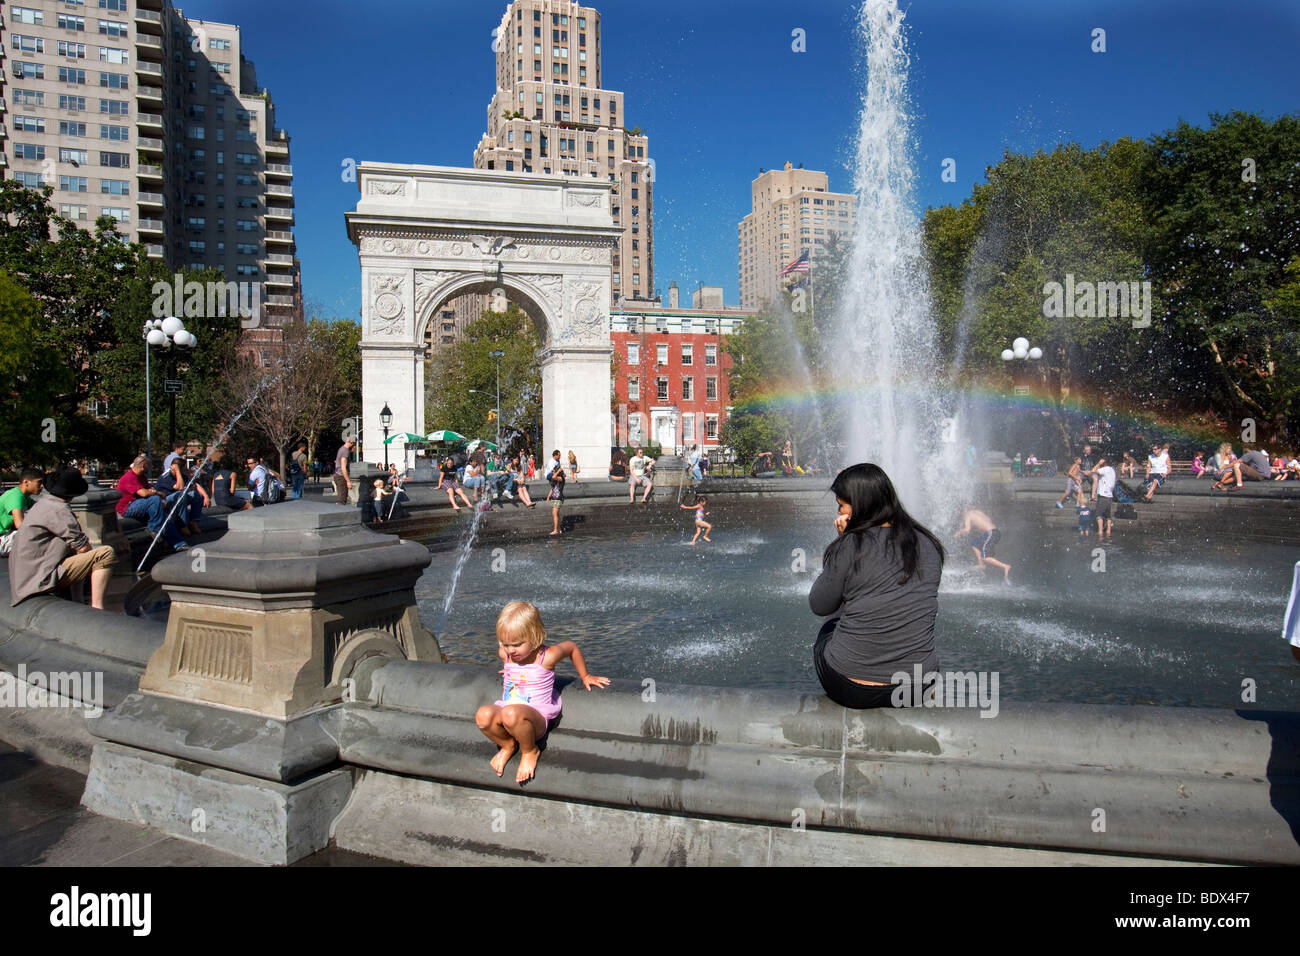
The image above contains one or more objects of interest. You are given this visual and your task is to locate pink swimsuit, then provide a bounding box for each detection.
[496,644,562,723]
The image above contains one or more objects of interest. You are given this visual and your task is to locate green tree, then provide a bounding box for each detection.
[1141,111,1300,443]
[0,271,71,470]
[425,305,542,455]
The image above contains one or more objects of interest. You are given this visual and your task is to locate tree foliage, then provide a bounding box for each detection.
[424,305,542,456]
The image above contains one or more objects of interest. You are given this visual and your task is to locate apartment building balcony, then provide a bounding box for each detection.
[137,136,163,157]
[264,162,292,179]
[137,192,165,210]
[144,243,165,259]
[134,8,163,34]
[265,129,289,157]
[137,0,163,10]
[263,206,293,224]
[0,99,6,114]
[137,218,164,235]
[264,230,295,246]
[264,271,295,288]
[136,62,164,85]
[265,183,294,203]
[136,84,162,105]
[136,35,164,60]
[137,164,163,184]
[265,295,294,307]
[265,253,294,266]
[137,112,163,133]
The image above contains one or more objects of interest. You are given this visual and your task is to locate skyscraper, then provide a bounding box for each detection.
[738,162,856,309]
[3,0,300,325]
[473,0,652,307]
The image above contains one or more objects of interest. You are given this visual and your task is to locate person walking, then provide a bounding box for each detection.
[546,450,566,535]
[11,469,119,610]
[333,439,355,505]
[1094,460,1117,539]
[1056,455,1084,509]
[290,442,309,499]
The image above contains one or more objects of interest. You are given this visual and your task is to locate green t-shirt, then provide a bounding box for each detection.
[0,486,35,534]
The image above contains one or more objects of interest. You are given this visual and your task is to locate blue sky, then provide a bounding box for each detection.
[189,0,1299,317]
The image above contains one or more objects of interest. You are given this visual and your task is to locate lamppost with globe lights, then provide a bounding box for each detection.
[380,402,393,470]
[142,316,198,461]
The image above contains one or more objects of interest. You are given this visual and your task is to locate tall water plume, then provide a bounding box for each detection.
[835,0,963,522]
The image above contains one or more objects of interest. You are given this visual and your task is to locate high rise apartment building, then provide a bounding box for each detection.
[737,162,856,309]
[2,0,299,324]
[473,0,652,306]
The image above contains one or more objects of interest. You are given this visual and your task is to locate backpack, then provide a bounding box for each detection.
[265,475,285,504]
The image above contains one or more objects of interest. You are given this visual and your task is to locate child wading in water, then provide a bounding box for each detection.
[680,495,712,544]
[475,601,609,783]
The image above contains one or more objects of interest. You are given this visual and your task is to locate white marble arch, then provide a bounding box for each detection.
[345,163,621,474]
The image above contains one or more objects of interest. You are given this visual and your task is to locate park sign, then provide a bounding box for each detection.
[163,379,184,394]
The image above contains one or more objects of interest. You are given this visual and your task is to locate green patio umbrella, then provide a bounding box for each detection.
[426,430,468,443]
[383,432,427,445]
[466,438,499,452]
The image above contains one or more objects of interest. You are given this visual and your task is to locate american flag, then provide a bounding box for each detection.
[779,250,810,277]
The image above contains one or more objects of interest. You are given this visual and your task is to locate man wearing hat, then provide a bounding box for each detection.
[9,469,119,610]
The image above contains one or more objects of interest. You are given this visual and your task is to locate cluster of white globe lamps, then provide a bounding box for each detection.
[144,315,199,350]
[1001,337,1042,362]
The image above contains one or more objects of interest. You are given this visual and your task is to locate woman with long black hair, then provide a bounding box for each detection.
[809,463,946,709]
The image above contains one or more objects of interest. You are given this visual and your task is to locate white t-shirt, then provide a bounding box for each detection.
[1096,465,1117,498]
[630,455,653,478]
[1148,451,1170,475]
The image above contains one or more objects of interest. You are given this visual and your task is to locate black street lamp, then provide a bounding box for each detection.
[489,349,505,450]
[380,402,393,470]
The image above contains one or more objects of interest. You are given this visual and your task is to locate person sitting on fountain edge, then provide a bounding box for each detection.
[808,463,946,709]
[475,601,609,783]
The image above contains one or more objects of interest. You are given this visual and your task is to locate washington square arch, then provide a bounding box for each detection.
[345,162,622,470]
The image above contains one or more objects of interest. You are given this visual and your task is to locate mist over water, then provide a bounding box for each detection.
[835,0,965,525]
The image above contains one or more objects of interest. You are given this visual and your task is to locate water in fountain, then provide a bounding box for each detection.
[835,0,964,524]
[435,505,488,636]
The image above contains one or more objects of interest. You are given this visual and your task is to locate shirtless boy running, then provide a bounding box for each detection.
[960,508,1012,583]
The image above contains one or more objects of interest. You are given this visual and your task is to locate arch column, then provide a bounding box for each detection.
[541,345,612,475]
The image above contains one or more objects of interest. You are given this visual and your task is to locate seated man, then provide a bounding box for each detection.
[628,446,655,503]
[9,469,118,610]
[1216,447,1272,489]
[116,455,187,550]
[0,468,44,556]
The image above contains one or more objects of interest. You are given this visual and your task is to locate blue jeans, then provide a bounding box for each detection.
[124,496,183,547]
[291,472,305,499]
[166,489,203,524]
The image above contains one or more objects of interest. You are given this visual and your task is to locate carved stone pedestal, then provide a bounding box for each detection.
[82,500,442,863]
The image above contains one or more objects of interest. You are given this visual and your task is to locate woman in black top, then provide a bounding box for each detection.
[808,463,946,709]
[439,456,473,511]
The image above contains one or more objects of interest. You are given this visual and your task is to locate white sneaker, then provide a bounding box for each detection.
[503,491,514,499]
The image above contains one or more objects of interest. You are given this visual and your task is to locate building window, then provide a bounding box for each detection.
[14,62,46,79]
[628,377,639,400]
[59,147,89,164]
[627,343,639,364]
[10,8,45,25]
[100,98,128,115]
[681,344,692,365]
[60,176,89,192]
[99,20,127,38]
[99,151,129,168]
[656,343,668,365]
[100,124,129,140]
[209,37,232,50]
[59,204,89,221]
[58,67,88,84]
[14,144,47,160]
[656,378,669,402]
[15,172,45,189]
[100,72,128,89]
[706,414,719,439]
[100,178,129,195]
[705,344,717,365]
[13,90,45,107]
[706,377,718,401]
[60,95,88,110]
[12,35,45,54]
[98,46,127,63]
[59,121,88,137]
[681,377,693,401]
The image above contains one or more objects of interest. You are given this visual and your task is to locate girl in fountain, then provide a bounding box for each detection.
[567,450,580,481]
[1121,451,1138,479]
[1191,452,1207,477]
[439,456,473,511]
[808,463,946,709]
[680,494,712,544]
[476,601,609,783]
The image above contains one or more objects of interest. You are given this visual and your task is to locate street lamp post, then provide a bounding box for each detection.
[142,316,198,462]
[380,402,393,470]
[489,349,505,449]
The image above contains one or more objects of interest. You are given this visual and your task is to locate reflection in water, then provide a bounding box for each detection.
[416,499,1298,708]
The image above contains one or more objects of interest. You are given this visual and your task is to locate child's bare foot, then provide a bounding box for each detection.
[703,536,711,541]
[516,748,540,783]
[490,741,517,777]
[549,530,560,536]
